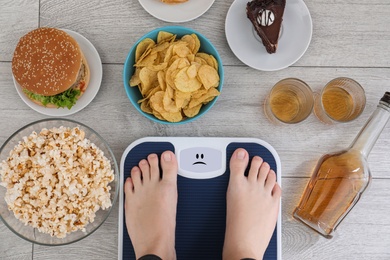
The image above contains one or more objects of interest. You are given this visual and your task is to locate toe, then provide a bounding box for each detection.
[248,156,263,182]
[258,162,270,185]
[264,169,277,192]
[229,148,249,180]
[138,159,150,180]
[124,177,134,210]
[124,177,134,194]
[160,151,178,182]
[131,166,143,188]
[147,154,160,182]
[272,182,282,199]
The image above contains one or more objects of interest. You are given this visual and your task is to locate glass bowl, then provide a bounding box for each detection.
[0,118,119,246]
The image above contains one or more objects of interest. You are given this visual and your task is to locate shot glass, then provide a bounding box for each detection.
[264,78,314,124]
[314,77,366,124]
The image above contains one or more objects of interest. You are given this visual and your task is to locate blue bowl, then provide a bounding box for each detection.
[123,25,224,124]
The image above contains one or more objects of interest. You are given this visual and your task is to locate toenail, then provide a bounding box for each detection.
[140,159,147,165]
[163,152,172,161]
[237,150,245,159]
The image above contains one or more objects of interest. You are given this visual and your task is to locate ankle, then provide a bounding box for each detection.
[223,244,263,260]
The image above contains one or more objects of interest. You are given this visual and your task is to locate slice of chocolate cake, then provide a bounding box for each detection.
[246,0,286,54]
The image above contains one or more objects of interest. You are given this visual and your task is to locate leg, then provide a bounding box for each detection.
[223,148,282,260]
[124,151,178,260]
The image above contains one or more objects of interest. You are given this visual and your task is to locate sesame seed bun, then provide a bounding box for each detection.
[12,27,90,108]
[28,51,90,108]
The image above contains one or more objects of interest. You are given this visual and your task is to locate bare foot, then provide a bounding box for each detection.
[124,151,178,260]
[223,148,281,260]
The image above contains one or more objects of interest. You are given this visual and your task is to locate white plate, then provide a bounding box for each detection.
[138,0,215,23]
[13,29,103,116]
[225,0,312,71]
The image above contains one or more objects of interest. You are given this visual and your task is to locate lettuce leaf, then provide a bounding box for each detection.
[23,88,81,109]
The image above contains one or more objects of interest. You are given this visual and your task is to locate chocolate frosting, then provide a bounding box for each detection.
[246,0,286,53]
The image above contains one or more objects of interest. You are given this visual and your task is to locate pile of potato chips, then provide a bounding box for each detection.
[129,31,220,123]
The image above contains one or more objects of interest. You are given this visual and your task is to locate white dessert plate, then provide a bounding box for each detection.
[225,0,312,71]
[13,29,103,117]
[138,0,215,23]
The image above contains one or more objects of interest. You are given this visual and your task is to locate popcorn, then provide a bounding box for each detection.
[0,126,114,238]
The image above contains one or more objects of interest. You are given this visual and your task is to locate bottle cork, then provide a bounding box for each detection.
[380,92,390,105]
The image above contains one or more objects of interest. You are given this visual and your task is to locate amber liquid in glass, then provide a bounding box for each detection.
[293,149,370,237]
[322,86,354,121]
[270,88,302,123]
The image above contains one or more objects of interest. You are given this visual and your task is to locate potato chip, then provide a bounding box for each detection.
[191,88,208,99]
[135,38,155,62]
[153,110,165,121]
[140,101,153,114]
[173,42,191,58]
[190,61,202,70]
[139,67,158,95]
[138,85,161,104]
[197,65,220,90]
[157,31,175,44]
[163,86,180,113]
[161,110,183,122]
[130,67,141,87]
[181,35,196,53]
[188,88,220,108]
[196,53,218,70]
[174,67,202,93]
[186,64,197,79]
[129,31,221,122]
[165,58,180,88]
[168,55,180,65]
[203,96,216,103]
[209,55,219,71]
[183,104,202,118]
[157,70,167,91]
[194,56,208,65]
[175,90,191,108]
[135,52,158,67]
[150,91,165,112]
[150,91,183,122]
[163,45,174,63]
[147,62,168,72]
[191,34,201,54]
[151,42,170,56]
[186,54,195,62]
[177,57,190,69]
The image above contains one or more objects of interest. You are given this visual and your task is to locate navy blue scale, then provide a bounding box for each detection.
[122,141,278,260]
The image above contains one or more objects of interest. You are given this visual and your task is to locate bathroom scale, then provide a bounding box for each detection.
[118,137,282,260]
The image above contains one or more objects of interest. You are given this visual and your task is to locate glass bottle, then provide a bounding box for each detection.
[293,92,390,238]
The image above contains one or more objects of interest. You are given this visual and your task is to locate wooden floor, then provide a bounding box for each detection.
[1,0,390,259]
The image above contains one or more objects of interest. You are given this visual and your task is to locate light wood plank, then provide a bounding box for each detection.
[38,0,390,67]
[0,220,32,259]
[302,0,390,67]
[0,0,39,62]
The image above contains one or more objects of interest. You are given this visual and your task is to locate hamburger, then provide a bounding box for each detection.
[12,27,90,109]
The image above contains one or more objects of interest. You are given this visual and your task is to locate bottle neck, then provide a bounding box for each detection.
[350,102,390,158]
